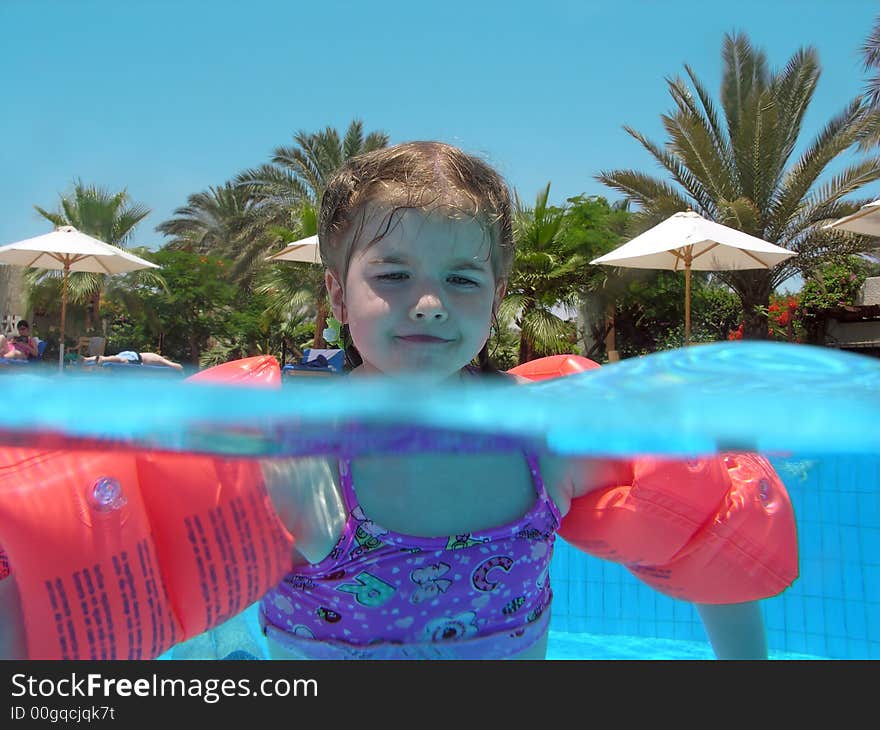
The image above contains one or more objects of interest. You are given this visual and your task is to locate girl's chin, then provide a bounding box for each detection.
[359,362,471,383]
[385,369,462,383]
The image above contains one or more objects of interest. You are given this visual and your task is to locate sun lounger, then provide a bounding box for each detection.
[282,348,344,379]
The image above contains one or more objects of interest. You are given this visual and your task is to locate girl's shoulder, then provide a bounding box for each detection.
[462,365,529,384]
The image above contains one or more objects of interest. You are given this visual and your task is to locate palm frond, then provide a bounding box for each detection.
[771,47,821,169]
[595,169,692,220]
[520,306,570,354]
[769,97,871,240]
[720,32,770,146]
[342,120,365,159]
[666,75,736,202]
[628,121,719,216]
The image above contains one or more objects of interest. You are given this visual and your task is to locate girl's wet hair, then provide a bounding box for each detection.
[318,141,514,281]
[319,141,516,376]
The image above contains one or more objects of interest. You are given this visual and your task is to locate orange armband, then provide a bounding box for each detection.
[0,356,295,659]
[0,447,293,660]
[559,453,798,604]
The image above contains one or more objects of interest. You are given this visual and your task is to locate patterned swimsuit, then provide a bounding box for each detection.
[259,451,561,659]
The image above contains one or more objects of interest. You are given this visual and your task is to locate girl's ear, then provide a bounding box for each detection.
[493,279,507,317]
[325,271,347,322]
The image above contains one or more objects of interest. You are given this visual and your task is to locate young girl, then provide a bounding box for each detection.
[256,141,775,660]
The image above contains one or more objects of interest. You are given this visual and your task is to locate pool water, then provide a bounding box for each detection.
[545,631,824,660]
[161,453,876,661]
[160,603,825,660]
[547,453,879,660]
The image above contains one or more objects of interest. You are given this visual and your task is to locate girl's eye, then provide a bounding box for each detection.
[449,275,479,287]
[376,272,409,281]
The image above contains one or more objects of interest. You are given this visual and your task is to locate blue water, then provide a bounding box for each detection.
[4,342,877,659]
[545,632,824,660]
[4,342,880,458]
[157,452,876,661]
[548,453,879,660]
[159,600,826,661]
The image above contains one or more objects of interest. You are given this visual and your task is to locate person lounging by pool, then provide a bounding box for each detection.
[83,350,183,371]
[0,320,39,361]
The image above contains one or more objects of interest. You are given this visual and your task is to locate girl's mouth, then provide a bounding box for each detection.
[396,335,452,343]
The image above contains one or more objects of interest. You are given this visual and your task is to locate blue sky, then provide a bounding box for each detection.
[1,0,877,263]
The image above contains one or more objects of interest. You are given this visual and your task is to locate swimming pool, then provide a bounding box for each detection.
[161,453,875,660]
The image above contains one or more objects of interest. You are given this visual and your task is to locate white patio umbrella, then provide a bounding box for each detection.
[824,199,880,237]
[0,225,161,370]
[265,234,321,265]
[591,211,796,345]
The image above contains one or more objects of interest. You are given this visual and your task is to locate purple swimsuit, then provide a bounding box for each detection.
[260,451,560,659]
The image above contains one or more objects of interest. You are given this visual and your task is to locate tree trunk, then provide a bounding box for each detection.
[735,271,773,340]
[189,331,199,363]
[85,292,101,333]
[517,302,536,364]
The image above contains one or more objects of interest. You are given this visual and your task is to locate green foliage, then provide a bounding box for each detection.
[693,284,744,340]
[731,293,804,342]
[123,249,241,363]
[799,256,869,315]
[98,299,152,353]
[198,340,238,368]
[35,179,150,248]
[507,188,629,363]
[791,256,870,345]
[484,312,521,372]
[614,273,741,356]
[557,194,630,262]
[155,182,257,255]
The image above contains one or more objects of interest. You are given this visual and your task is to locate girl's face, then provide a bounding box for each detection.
[326,208,506,382]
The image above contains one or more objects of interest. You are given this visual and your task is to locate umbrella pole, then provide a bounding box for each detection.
[58,265,69,372]
[684,262,691,346]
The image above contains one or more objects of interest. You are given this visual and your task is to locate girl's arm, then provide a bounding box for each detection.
[542,454,633,516]
[0,575,28,659]
[261,457,346,565]
[696,601,768,659]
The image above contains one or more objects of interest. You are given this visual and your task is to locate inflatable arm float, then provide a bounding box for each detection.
[0,357,294,659]
[510,355,799,605]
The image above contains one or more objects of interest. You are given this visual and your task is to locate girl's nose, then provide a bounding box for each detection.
[409,294,448,322]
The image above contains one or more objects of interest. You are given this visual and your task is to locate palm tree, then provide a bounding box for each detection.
[503,184,593,363]
[254,202,330,352]
[155,182,256,256]
[33,180,162,333]
[239,119,390,206]
[155,121,389,348]
[233,120,388,269]
[598,32,880,338]
[237,120,389,346]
